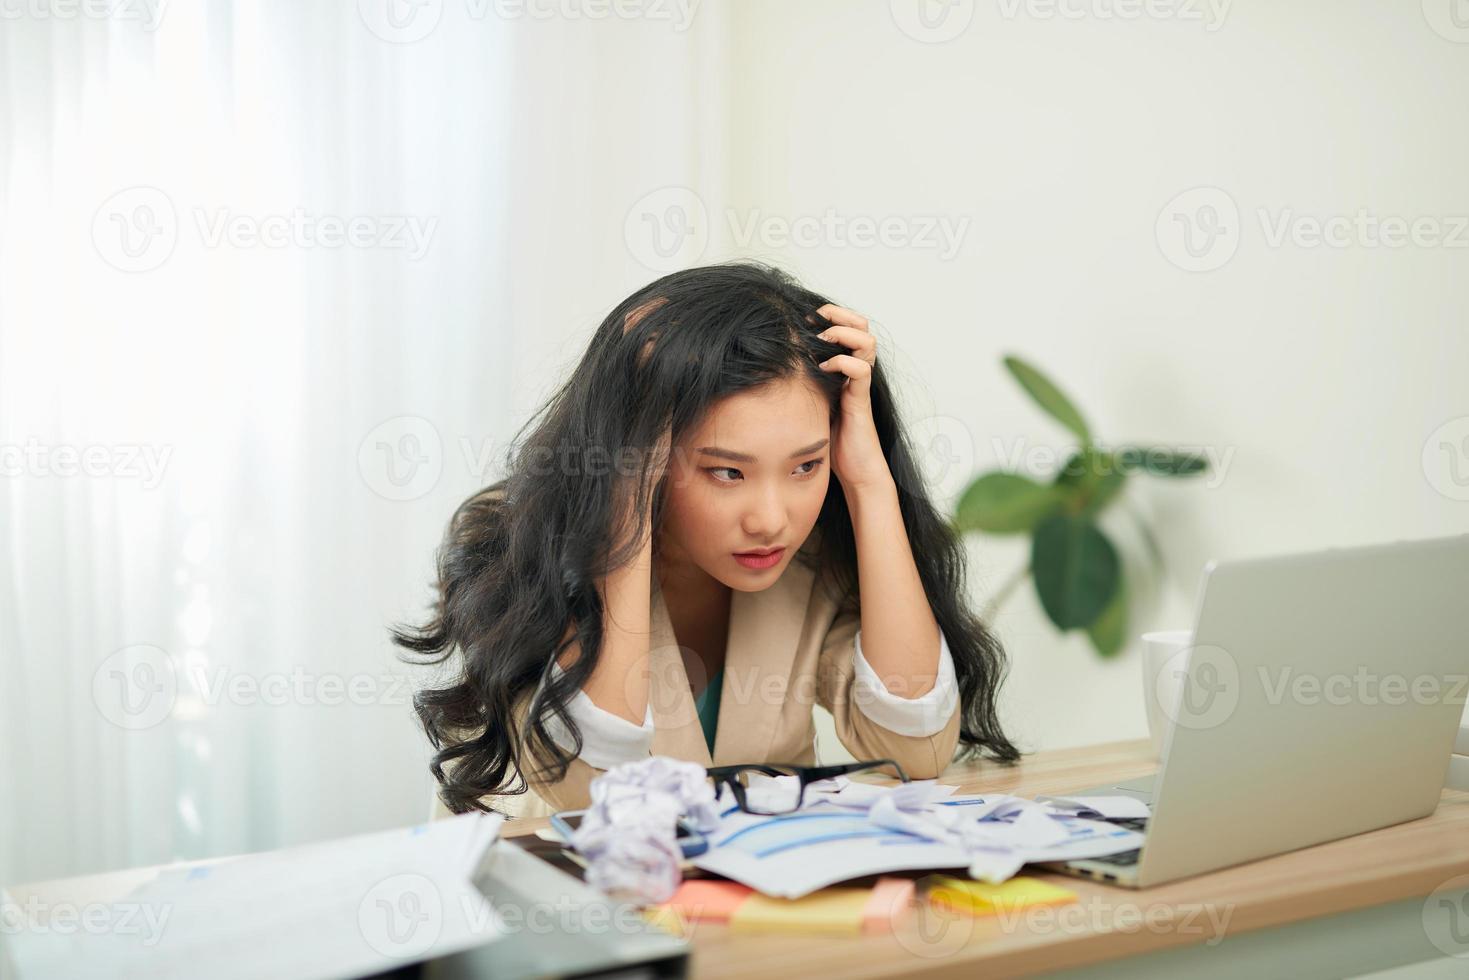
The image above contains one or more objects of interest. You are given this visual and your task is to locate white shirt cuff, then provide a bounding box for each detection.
[851,628,960,737]
[543,661,656,770]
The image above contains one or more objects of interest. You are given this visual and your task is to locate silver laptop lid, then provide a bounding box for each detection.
[1136,535,1469,887]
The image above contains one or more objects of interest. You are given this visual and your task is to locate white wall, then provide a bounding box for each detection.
[693,0,1469,756]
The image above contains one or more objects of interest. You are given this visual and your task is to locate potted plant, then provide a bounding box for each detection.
[953,356,1210,657]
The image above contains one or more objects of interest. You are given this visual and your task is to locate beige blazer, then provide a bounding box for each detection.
[429,527,962,822]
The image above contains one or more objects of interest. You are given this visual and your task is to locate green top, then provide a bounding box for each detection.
[694,667,724,757]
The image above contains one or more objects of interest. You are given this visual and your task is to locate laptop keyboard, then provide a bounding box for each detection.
[1083,816,1149,866]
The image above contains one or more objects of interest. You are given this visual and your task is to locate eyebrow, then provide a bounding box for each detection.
[695,438,829,464]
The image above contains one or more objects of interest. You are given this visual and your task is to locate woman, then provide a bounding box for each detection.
[396,262,1019,819]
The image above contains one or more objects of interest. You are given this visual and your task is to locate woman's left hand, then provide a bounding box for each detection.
[814,303,895,495]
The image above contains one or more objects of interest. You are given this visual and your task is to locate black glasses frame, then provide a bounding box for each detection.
[706,759,910,815]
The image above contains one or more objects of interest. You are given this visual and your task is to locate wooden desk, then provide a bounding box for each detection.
[503,738,1469,979]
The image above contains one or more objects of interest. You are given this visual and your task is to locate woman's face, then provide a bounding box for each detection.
[658,375,832,592]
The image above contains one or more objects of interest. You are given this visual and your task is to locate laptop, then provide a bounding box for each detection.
[1040,533,1469,888]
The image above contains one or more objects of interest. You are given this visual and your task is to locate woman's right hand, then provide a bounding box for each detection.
[610,422,672,552]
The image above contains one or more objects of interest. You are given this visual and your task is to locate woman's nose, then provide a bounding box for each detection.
[742,487,787,538]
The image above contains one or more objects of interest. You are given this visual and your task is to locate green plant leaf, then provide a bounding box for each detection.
[1087,577,1128,658]
[1054,449,1127,518]
[1116,446,1209,477]
[955,472,1065,534]
[1031,513,1121,630]
[1003,356,1092,446]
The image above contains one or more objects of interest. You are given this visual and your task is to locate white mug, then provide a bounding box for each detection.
[1140,629,1193,763]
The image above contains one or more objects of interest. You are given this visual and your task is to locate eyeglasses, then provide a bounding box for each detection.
[706,759,910,815]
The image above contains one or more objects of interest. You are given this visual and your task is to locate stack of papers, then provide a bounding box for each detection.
[689,781,1144,899]
[4,812,505,980]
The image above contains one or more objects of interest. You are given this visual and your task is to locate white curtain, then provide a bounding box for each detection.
[0,0,728,886]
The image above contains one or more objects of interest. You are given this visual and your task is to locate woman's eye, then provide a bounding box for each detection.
[795,459,824,476]
[708,467,742,482]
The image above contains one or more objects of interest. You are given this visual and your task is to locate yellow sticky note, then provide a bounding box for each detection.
[729,887,871,935]
[926,876,1077,918]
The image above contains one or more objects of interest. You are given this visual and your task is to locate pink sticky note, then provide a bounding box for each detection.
[863,877,916,933]
[658,879,755,922]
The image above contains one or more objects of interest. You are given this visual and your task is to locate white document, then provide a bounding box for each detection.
[691,790,1145,898]
[5,812,506,980]
[1034,794,1153,820]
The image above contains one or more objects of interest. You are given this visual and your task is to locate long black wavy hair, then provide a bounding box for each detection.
[394,261,1020,814]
